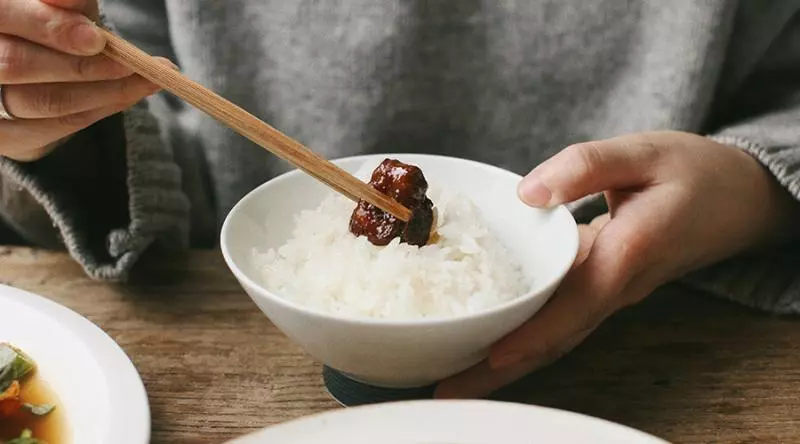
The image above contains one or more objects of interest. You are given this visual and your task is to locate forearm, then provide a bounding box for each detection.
[685,139,800,314]
[710,137,800,246]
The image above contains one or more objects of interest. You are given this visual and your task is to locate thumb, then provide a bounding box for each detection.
[39,0,99,20]
[518,136,659,208]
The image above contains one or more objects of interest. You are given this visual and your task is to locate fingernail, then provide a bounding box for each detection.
[518,175,552,207]
[71,20,105,55]
[155,57,180,71]
[491,352,523,369]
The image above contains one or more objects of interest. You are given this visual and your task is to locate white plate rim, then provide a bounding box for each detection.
[0,284,151,444]
[227,399,671,444]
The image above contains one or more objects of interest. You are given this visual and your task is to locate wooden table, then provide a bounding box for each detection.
[2,246,799,443]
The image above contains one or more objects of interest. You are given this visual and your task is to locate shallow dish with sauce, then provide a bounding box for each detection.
[0,285,150,444]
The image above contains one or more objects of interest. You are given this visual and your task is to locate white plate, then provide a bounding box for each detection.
[0,284,150,444]
[228,400,669,444]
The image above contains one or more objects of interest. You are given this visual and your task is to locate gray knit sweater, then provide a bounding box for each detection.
[1,1,799,313]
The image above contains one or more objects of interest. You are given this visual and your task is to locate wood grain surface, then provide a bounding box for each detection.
[1,246,799,444]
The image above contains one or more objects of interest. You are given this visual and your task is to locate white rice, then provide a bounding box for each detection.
[251,183,527,319]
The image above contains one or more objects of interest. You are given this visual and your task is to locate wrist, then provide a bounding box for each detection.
[728,143,800,247]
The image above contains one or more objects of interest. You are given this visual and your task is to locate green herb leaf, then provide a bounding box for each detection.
[0,344,35,393]
[5,429,46,444]
[23,403,55,416]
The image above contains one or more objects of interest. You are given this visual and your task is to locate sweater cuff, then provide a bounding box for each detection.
[0,100,190,281]
[708,135,800,199]
[680,135,800,314]
[681,247,800,314]
[105,101,191,274]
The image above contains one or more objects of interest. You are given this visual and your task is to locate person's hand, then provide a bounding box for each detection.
[0,0,171,162]
[435,130,800,398]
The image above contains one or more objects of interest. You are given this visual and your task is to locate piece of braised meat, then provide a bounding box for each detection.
[349,159,435,246]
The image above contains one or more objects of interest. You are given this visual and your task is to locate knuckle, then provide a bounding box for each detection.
[44,15,75,43]
[73,56,119,80]
[631,137,663,163]
[73,56,95,78]
[576,141,604,172]
[32,87,73,116]
[587,231,651,306]
[115,78,134,101]
[564,141,605,181]
[0,38,25,82]
[29,3,87,52]
[602,227,653,289]
[114,77,147,103]
[621,134,666,170]
[636,138,660,157]
[113,78,149,105]
[617,228,651,267]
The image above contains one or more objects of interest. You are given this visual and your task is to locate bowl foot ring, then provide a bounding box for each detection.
[322,366,435,407]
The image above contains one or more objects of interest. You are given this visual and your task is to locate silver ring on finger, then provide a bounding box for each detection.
[0,85,16,121]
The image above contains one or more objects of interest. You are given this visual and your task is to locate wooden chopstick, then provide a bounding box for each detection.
[99,28,412,222]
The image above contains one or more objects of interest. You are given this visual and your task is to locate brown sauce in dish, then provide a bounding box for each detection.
[0,373,67,444]
[349,159,436,246]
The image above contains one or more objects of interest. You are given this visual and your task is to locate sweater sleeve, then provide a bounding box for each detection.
[0,100,190,281]
[0,9,190,281]
[681,11,800,313]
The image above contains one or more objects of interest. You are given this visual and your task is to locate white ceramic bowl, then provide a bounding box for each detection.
[221,154,579,387]
[0,284,150,444]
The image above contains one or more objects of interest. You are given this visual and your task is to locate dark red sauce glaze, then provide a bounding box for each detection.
[349,159,435,246]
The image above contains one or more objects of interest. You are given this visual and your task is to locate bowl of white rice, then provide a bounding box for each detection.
[221,154,579,388]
